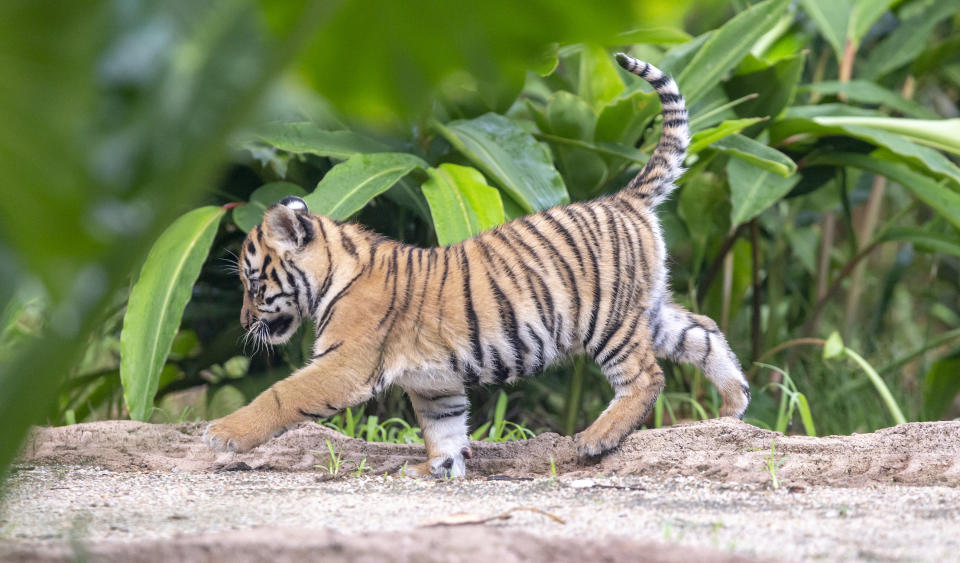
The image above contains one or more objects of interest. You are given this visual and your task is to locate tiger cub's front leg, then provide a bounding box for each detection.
[404,387,472,478]
[204,356,374,453]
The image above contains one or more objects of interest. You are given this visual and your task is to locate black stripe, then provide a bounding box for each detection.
[312,341,343,359]
[518,218,582,340]
[576,205,606,345]
[542,211,586,275]
[490,229,554,337]
[315,271,363,338]
[459,246,484,373]
[475,242,526,376]
[650,75,670,90]
[425,407,466,420]
[295,214,315,245]
[339,231,358,257]
[247,241,256,255]
[566,205,604,345]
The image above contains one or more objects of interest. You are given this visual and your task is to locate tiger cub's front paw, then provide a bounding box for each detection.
[203,412,271,453]
[574,426,621,459]
[404,446,472,479]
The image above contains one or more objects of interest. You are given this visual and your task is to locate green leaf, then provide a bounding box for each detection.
[542,91,608,198]
[243,122,391,159]
[723,53,806,132]
[595,89,659,145]
[233,182,307,232]
[121,206,225,421]
[712,134,797,177]
[809,153,960,231]
[421,164,506,246]
[800,0,894,58]
[689,118,766,154]
[297,0,639,120]
[677,0,792,104]
[434,113,569,213]
[727,158,800,226]
[774,117,960,187]
[677,173,730,276]
[615,27,692,45]
[811,117,960,156]
[822,331,845,360]
[800,81,937,119]
[577,44,624,111]
[304,153,427,220]
[878,227,960,258]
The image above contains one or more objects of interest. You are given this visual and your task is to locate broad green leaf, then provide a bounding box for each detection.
[773,117,960,187]
[813,121,960,187]
[435,113,569,213]
[727,158,800,226]
[878,227,960,258]
[723,53,805,133]
[678,0,791,104]
[689,118,766,154]
[615,27,692,45]
[121,206,226,421]
[809,152,960,231]
[800,81,937,119]
[861,0,960,79]
[543,92,607,197]
[421,164,505,245]
[812,117,960,156]
[577,44,624,111]
[546,92,596,141]
[712,134,797,177]
[297,0,641,121]
[595,89,659,145]
[304,153,427,220]
[677,173,730,275]
[233,182,307,232]
[243,121,390,159]
[801,0,894,59]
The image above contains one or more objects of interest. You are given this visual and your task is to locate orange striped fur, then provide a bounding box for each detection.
[204,54,750,477]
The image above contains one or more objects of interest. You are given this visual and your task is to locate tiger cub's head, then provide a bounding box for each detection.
[237,196,325,346]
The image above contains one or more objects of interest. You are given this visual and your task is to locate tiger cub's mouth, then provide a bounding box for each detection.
[264,314,294,342]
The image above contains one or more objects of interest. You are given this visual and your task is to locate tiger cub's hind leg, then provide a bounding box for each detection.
[652,302,750,418]
[576,345,665,458]
[404,388,472,478]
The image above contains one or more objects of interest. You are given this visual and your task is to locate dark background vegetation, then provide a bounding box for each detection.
[1,0,958,476]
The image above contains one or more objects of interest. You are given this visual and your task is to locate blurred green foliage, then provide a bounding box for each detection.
[2,0,960,480]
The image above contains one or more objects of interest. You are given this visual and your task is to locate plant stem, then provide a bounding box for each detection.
[698,224,745,308]
[843,347,907,425]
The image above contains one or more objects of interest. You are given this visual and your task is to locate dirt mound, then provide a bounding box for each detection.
[20,418,960,487]
[0,526,758,563]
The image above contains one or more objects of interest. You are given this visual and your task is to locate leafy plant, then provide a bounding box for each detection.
[764,439,787,490]
[6,0,960,479]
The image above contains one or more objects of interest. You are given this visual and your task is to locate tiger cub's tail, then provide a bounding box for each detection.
[614,53,689,206]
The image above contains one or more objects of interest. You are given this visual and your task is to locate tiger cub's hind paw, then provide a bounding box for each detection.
[403,446,472,479]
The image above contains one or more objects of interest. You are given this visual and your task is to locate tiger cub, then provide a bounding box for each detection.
[204,53,750,477]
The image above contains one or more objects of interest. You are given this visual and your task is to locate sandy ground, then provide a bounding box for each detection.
[2,419,959,562]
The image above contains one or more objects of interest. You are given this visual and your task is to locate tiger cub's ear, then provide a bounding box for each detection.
[264,197,313,250]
